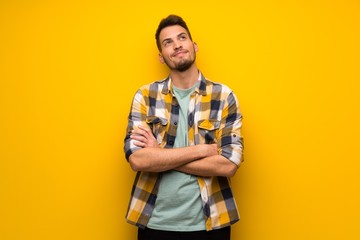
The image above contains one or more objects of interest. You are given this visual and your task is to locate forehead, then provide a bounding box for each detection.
[159,25,189,41]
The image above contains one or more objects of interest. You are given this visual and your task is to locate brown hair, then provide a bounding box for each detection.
[155,15,193,51]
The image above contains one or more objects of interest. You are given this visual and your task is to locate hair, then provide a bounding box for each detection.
[155,14,193,51]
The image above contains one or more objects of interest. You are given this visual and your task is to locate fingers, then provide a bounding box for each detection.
[130,133,147,142]
[130,124,159,148]
[132,125,151,138]
[207,144,220,156]
[137,125,151,132]
[130,133,148,148]
[133,140,146,147]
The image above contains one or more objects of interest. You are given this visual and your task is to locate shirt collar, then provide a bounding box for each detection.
[161,71,207,96]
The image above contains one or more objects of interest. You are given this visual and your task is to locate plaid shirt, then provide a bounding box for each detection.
[124,72,244,231]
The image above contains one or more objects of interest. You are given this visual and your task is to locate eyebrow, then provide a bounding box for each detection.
[161,32,188,45]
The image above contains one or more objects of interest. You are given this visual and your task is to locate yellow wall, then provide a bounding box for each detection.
[1,0,359,239]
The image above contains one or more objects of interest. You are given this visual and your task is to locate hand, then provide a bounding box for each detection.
[206,143,220,157]
[130,125,160,148]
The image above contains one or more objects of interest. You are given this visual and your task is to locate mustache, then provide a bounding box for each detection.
[172,49,188,57]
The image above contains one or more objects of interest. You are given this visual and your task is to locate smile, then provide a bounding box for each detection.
[172,50,188,57]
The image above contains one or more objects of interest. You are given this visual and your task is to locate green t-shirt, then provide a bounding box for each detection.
[147,83,205,231]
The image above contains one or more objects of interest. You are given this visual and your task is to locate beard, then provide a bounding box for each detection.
[164,51,196,72]
[175,57,196,72]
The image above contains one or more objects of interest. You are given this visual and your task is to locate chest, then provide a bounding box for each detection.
[145,93,224,147]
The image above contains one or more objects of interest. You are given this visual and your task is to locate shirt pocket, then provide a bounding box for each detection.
[197,119,220,144]
[146,116,168,146]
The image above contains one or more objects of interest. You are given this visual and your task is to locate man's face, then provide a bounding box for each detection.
[158,25,198,72]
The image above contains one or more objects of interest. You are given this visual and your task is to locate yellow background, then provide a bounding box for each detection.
[1,0,359,239]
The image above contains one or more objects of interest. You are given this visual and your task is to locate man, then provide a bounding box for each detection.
[124,14,244,240]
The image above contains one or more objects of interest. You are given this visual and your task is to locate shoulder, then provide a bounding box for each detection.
[204,77,234,96]
[137,77,170,93]
[202,77,240,108]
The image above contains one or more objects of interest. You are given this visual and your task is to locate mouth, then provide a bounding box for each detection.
[172,50,188,57]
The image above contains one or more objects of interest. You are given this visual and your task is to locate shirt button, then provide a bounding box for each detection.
[169,140,174,145]
[174,122,177,125]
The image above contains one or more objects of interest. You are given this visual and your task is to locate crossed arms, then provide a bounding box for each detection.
[128,125,238,178]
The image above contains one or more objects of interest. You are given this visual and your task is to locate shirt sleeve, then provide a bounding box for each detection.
[124,89,147,161]
[218,91,244,166]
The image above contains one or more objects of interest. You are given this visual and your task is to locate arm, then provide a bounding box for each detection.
[175,155,238,178]
[125,88,243,176]
[130,125,237,177]
[129,125,218,172]
[177,91,243,177]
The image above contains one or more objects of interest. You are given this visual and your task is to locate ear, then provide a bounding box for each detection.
[159,53,165,64]
[193,42,199,52]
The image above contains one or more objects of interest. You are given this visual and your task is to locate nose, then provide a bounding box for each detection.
[173,40,182,50]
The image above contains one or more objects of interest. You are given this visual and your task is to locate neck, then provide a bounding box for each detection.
[170,64,199,89]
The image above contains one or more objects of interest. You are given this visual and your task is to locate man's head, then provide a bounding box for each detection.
[155,15,193,51]
[155,15,198,72]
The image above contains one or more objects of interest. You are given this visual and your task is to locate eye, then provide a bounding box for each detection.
[163,40,172,47]
[179,35,187,41]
